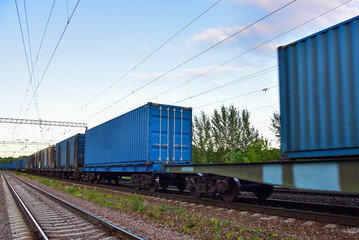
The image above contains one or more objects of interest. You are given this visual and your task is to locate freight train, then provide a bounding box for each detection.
[0,102,254,202]
[1,15,359,201]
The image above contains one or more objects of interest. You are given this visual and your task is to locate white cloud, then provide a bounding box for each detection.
[256,42,278,52]
[191,27,229,44]
[183,65,250,76]
[134,72,166,80]
[210,80,226,86]
[231,0,359,37]
[194,0,359,54]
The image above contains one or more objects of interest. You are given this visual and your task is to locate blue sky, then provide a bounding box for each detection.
[1,0,359,157]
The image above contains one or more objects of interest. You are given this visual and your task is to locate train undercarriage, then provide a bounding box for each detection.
[22,168,273,202]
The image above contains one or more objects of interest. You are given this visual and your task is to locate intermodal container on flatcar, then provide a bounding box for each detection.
[56,134,85,168]
[17,158,27,168]
[43,145,56,168]
[83,102,192,172]
[27,155,34,168]
[278,15,359,159]
[35,151,42,168]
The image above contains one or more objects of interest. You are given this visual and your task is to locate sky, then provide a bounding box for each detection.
[0,0,359,157]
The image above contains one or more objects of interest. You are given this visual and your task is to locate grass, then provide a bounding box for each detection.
[17,173,281,240]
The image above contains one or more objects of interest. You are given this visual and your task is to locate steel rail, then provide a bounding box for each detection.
[7,173,145,240]
[3,173,48,239]
[273,187,359,198]
[39,175,359,227]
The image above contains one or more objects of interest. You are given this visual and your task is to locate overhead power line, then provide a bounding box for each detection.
[249,103,279,112]
[195,85,278,109]
[150,0,353,102]
[23,0,34,77]
[85,0,295,121]
[67,0,223,121]
[173,65,277,104]
[13,0,42,138]
[14,0,39,115]
[0,118,87,128]
[22,0,81,119]
[18,0,57,119]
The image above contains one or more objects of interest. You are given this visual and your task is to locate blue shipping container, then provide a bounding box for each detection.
[56,134,85,168]
[17,158,27,168]
[83,102,192,172]
[278,15,359,159]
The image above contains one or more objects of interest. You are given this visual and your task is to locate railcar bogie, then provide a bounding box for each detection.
[186,174,240,202]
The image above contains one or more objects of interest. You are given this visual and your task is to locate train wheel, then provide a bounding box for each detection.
[94,174,100,184]
[88,177,93,183]
[148,175,159,192]
[114,178,119,185]
[253,185,273,199]
[190,188,201,198]
[220,179,239,202]
[176,179,186,192]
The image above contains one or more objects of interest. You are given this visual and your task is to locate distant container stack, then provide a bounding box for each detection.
[278,15,359,159]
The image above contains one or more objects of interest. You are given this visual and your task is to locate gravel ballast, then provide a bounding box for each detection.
[3,172,359,239]
[0,174,12,240]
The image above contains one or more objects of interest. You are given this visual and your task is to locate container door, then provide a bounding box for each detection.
[153,106,170,163]
[170,107,191,163]
[152,105,191,164]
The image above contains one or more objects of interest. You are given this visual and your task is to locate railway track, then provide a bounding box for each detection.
[28,173,359,228]
[3,173,144,240]
[272,187,359,198]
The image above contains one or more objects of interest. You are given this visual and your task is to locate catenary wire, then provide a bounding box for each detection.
[23,0,34,79]
[15,0,57,141]
[22,0,42,125]
[191,0,352,109]
[22,0,81,119]
[84,0,295,121]
[14,0,32,99]
[173,66,277,104]
[29,0,57,90]
[27,0,56,116]
[195,85,278,109]
[150,0,353,102]
[66,0,223,121]
[249,103,279,112]
[13,0,41,138]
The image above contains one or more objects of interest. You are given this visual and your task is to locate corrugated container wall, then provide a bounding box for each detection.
[18,158,27,168]
[28,155,35,168]
[43,146,56,168]
[56,134,85,168]
[84,102,192,168]
[278,15,359,159]
[35,151,42,168]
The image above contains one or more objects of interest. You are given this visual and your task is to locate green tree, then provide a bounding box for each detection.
[228,138,280,163]
[0,156,27,164]
[192,105,263,163]
[238,108,259,152]
[192,111,215,163]
[211,105,259,152]
[270,111,281,144]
